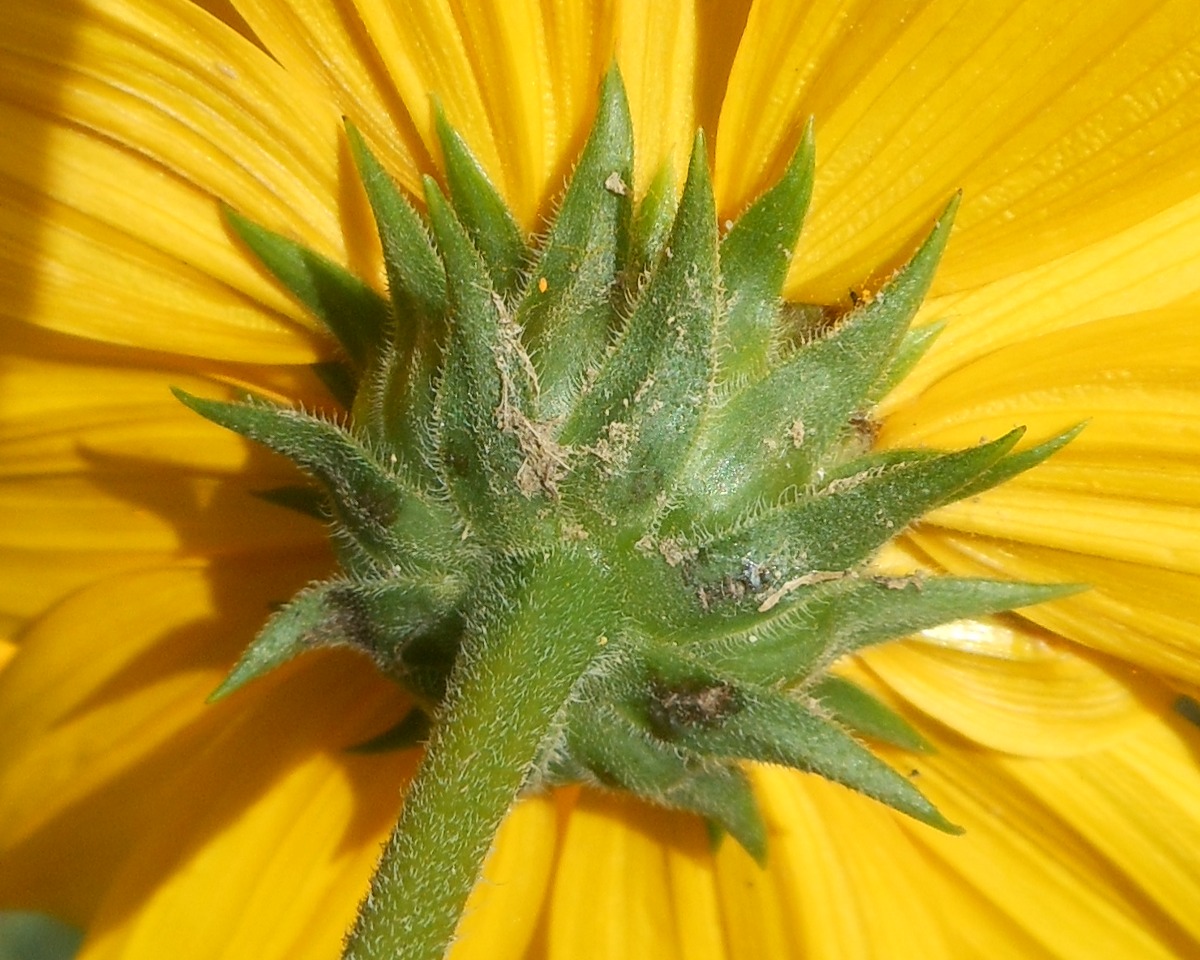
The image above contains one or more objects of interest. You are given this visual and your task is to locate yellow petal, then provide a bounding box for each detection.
[898,234,1200,403]
[0,323,329,478]
[0,327,328,631]
[873,304,1200,680]
[542,1,623,174]
[420,0,556,218]
[449,797,558,960]
[232,0,613,226]
[0,558,335,922]
[861,634,1169,757]
[74,669,412,960]
[879,306,1200,439]
[717,0,1200,305]
[911,530,1200,686]
[691,0,754,144]
[0,470,323,559]
[715,767,952,960]
[614,0,697,196]
[229,0,442,198]
[1,0,361,360]
[1004,714,1200,946]
[927,483,1200,575]
[548,791,711,960]
[901,714,1200,956]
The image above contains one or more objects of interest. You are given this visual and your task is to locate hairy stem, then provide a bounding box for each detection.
[342,548,607,960]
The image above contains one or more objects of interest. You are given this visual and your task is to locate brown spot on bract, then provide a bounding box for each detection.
[649,676,741,737]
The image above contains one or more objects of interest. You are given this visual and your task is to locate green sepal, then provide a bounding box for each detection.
[694,685,956,830]
[947,422,1086,504]
[518,68,633,419]
[344,121,448,350]
[565,134,717,523]
[424,181,552,530]
[629,647,957,832]
[173,389,453,566]
[252,484,327,520]
[719,120,815,382]
[223,206,389,370]
[344,122,449,464]
[625,164,677,291]
[662,764,767,863]
[692,427,1023,587]
[434,104,528,296]
[350,708,433,753]
[867,321,945,403]
[209,576,458,701]
[686,575,1080,689]
[811,675,930,752]
[669,196,960,529]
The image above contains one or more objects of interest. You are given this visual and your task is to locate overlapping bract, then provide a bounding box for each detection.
[178,69,1073,858]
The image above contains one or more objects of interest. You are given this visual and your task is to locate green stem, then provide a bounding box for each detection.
[342,549,607,960]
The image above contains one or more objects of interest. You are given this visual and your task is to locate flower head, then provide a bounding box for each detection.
[2,1,1200,958]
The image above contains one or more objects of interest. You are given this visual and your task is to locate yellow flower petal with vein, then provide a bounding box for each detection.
[548,792,699,960]
[863,636,1169,756]
[718,0,1200,304]
[903,714,1200,957]
[0,560,327,921]
[614,0,696,194]
[742,768,953,960]
[1,0,360,360]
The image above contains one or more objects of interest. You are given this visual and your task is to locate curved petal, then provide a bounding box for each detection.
[861,634,1171,757]
[912,530,1200,687]
[231,0,625,226]
[547,791,711,960]
[0,0,365,360]
[902,712,1200,957]
[716,0,1200,306]
[873,307,1200,680]
[714,767,951,960]
[879,307,1200,450]
[0,321,332,628]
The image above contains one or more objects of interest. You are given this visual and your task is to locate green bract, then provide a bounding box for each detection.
[179,69,1076,960]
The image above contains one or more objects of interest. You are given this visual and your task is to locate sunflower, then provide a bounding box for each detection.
[2,1,1200,958]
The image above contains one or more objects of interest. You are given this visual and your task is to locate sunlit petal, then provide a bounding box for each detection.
[862,633,1170,757]
[614,0,696,194]
[902,713,1200,957]
[716,0,1200,305]
[548,791,707,960]
[0,0,359,360]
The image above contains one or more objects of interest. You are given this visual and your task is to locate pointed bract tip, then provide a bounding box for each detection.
[599,61,625,96]
[422,174,448,210]
[940,190,963,225]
